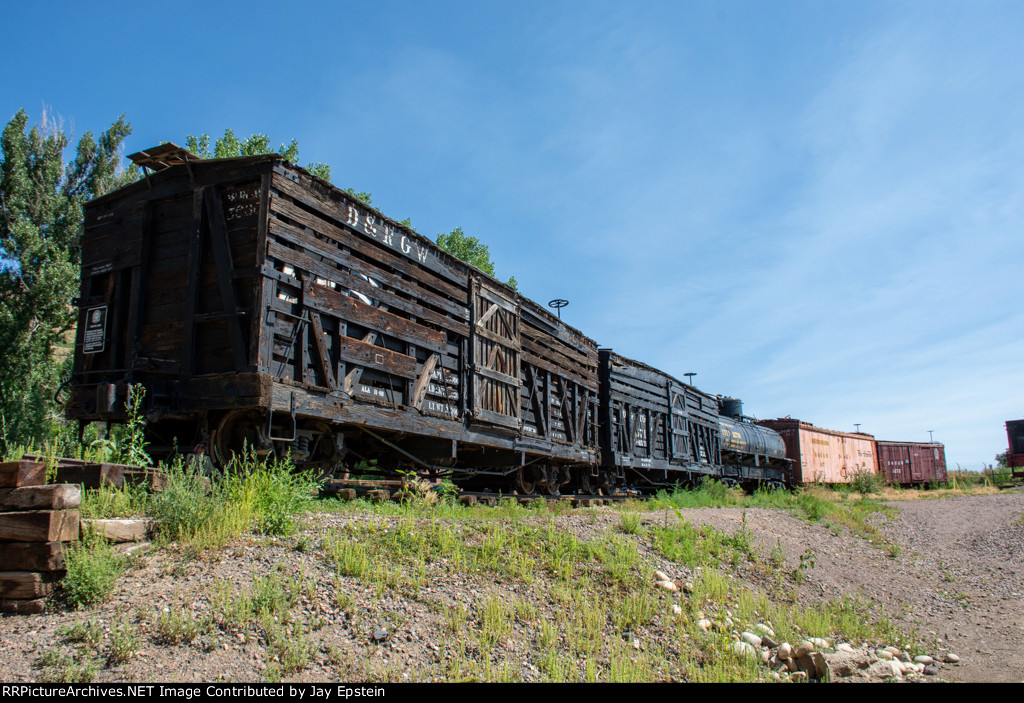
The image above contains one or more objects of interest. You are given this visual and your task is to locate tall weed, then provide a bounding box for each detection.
[149,451,316,546]
[61,533,125,608]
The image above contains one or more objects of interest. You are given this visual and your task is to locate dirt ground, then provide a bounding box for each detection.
[1,490,1021,683]
[676,491,1024,683]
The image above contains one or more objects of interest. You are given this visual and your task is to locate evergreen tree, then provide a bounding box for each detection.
[0,109,133,446]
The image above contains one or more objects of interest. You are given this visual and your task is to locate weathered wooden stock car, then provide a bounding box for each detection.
[66,144,787,494]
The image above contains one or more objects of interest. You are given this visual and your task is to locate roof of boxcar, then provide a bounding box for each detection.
[91,144,599,346]
[127,142,203,171]
[758,418,876,440]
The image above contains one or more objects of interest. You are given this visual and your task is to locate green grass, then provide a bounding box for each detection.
[147,452,318,548]
[61,534,126,608]
[80,481,150,519]
[315,490,914,683]
[35,615,141,680]
[106,618,140,666]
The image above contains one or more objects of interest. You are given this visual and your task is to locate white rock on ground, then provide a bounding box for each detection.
[867,660,903,680]
[732,641,757,659]
[741,631,762,647]
[825,647,873,678]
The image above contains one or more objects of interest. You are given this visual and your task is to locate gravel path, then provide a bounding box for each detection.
[674,491,1024,682]
[1,491,1021,683]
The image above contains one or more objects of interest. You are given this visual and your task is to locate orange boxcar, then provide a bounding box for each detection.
[756,418,877,485]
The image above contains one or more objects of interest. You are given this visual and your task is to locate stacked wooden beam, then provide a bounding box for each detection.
[0,461,80,614]
[22,455,167,491]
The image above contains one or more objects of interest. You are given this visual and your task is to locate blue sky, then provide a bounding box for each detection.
[4,0,1022,469]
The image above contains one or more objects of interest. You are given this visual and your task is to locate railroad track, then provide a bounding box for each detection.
[318,478,634,506]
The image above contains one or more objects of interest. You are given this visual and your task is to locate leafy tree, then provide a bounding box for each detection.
[436,227,494,275]
[345,188,372,206]
[435,227,517,290]
[186,129,332,182]
[0,109,133,447]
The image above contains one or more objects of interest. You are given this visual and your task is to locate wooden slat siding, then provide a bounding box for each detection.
[609,366,671,396]
[410,354,439,409]
[519,301,597,355]
[204,186,249,371]
[608,380,670,412]
[475,323,520,351]
[475,407,521,430]
[519,351,595,390]
[297,279,311,384]
[267,298,459,401]
[523,365,549,438]
[123,202,150,371]
[309,312,337,390]
[267,201,468,306]
[520,338,596,380]
[607,378,668,412]
[253,174,274,373]
[269,217,467,321]
[339,338,418,379]
[610,362,670,391]
[474,364,520,388]
[106,270,127,377]
[91,159,280,215]
[576,387,596,445]
[612,361,667,388]
[181,188,205,378]
[600,350,692,468]
[73,271,109,375]
[267,381,589,462]
[557,380,577,445]
[302,280,447,355]
[668,384,690,460]
[470,279,521,426]
[269,169,467,289]
[267,241,471,338]
[81,205,145,271]
[520,320,598,364]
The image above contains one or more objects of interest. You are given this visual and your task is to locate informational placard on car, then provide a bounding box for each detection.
[83,306,107,354]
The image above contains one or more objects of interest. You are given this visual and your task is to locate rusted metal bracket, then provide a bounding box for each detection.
[267,392,297,442]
